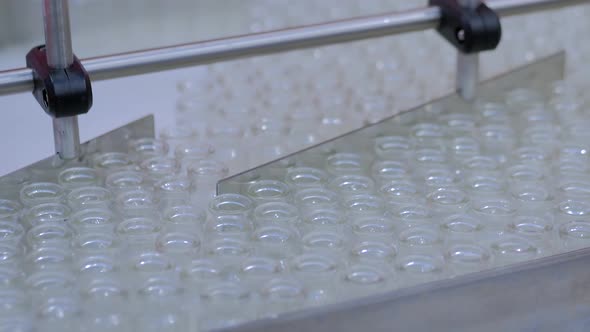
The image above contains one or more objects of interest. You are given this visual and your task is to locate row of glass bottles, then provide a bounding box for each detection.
[170,0,590,177]
[2,74,590,331]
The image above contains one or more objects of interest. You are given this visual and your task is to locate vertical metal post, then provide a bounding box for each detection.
[43,0,80,160]
[456,0,480,101]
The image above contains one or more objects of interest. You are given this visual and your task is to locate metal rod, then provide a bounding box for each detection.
[43,0,73,68]
[43,0,80,160]
[490,0,589,16]
[52,116,80,160]
[83,7,440,82]
[457,53,479,100]
[456,0,480,101]
[0,0,586,96]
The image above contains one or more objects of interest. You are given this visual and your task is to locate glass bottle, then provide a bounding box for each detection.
[506,213,555,250]
[72,231,120,255]
[135,275,188,332]
[373,136,412,161]
[351,215,396,243]
[390,203,432,228]
[325,153,366,176]
[24,203,71,227]
[187,160,230,204]
[57,167,100,190]
[398,224,442,255]
[253,201,299,226]
[301,208,347,232]
[238,255,283,290]
[246,180,291,204]
[79,275,132,332]
[0,221,24,247]
[449,136,480,163]
[128,251,177,286]
[301,228,350,259]
[339,262,390,300]
[198,280,252,330]
[329,175,375,198]
[444,240,492,276]
[161,205,206,233]
[26,222,73,250]
[140,156,180,182]
[208,194,254,219]
[395,253,445,286]
[205,214,253,239]
[174,142,215,172]
[558,219,590,251]
[289,254,342,305]
[206,122,247,173]
[0,287,32,332]
[440,213,485,242]
[156,225,201,268]
[258,277,306,317]
[91,152,135,175]
[69,208,117,234]
[427,186,469,217]
[370,160,409,182]
[116,188,158,218]
[344,194,387,217]
[477,124,516,163]
[34,290,82,332]
[489,234,539,266]
[67,186,113,211]
[116,217,161,253]
[350,238,397,264]
[154,175,192,208]
[378,179,424,210]
[251,224,300,259]
[19,182,65,207]
[510,182,553,212]
[284,167,330,189]
[181,258,223,292]
[105,171,147,194]
[75,253,119,275]
[128,138,169,162]
[0,200,22,225]
[0,241,24,267]
[471,195,519,233]
[204,236,252,269]
[293,187,340,212]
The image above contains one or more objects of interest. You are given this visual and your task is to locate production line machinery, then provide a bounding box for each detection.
[0,1,589,331]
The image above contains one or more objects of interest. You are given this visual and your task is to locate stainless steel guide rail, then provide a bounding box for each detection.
[43,0,81,160]
[0,0,586,96]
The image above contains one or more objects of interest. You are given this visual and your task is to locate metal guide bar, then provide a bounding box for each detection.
[43,0,81,160]
[0,0,587,96]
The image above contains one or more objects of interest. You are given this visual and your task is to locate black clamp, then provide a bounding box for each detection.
[430,0,501,54]
[26,45,93,118]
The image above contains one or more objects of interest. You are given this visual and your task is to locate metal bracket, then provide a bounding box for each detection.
[25,45,92,118]
[430,0,502,101]
[430,0,502,54]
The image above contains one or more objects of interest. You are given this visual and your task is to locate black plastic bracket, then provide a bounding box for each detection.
[26,45,92,118]
[430,0,501,54]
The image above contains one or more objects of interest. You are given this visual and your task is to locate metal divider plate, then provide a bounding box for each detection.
[216,53,590,332]
[0,115,155,200]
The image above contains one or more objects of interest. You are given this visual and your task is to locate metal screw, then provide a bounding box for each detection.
[42,89,49,108]
[456,29,465,42]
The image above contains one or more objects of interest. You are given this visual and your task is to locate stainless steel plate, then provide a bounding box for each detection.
[217,53,590,332]
[0,115,155,200]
